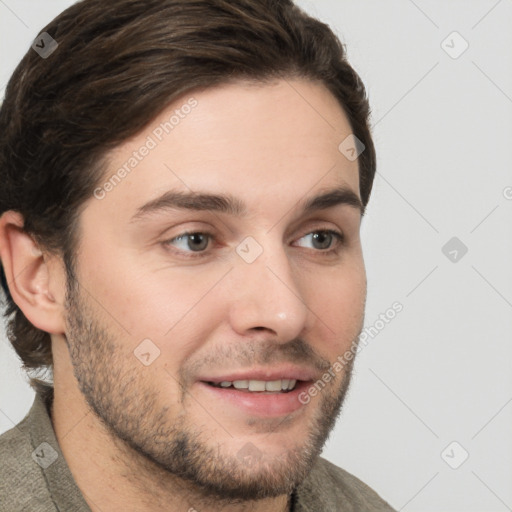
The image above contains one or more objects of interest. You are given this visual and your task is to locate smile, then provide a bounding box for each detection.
[205,379,298,392]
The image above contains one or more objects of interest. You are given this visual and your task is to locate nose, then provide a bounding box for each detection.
[227,237,312,342]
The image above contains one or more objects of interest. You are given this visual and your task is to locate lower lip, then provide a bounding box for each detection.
[197,381,312,417]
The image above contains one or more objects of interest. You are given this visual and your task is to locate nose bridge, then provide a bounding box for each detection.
[228,234,311,340]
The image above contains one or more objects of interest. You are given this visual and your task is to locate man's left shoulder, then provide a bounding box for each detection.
[295,456,396,512]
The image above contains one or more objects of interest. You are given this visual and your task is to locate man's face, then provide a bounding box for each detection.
[63,79,366,501]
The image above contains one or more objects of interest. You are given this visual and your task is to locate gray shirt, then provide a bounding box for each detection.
[0,389,396,511]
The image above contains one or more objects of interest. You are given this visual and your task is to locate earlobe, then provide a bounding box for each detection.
[0,211,66,335]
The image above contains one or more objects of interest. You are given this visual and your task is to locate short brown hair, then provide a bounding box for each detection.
[0,0,376,386]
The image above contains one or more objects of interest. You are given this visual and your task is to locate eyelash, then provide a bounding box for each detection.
[163,229,345,259]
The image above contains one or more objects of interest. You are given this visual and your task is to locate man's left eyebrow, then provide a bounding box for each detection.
[299,187,364,216]
[130,186,364,223]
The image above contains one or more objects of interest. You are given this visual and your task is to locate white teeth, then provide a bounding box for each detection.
[265,380,282,392]
[211,379,298,392]
[248,380,266,391]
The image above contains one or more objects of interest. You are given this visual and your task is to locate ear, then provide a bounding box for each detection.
[0,211,67,335]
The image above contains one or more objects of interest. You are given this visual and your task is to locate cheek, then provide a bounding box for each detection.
[127,277,221,340]
[84,254,228,357]
[305,262,366,354]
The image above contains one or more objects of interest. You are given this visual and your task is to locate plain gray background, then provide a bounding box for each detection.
[1,1,511,511]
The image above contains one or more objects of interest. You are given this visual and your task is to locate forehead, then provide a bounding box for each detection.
[88,78,360,224]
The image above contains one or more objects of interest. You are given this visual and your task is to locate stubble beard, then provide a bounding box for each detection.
[63,278,359,504]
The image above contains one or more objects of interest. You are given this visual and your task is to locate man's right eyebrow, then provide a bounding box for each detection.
[130,190,247,223]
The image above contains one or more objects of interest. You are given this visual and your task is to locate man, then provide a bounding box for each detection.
[0,0,395,510]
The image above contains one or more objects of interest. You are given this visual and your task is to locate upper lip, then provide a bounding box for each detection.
[198,364,318,384]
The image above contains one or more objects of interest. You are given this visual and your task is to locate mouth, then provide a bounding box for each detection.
[195,365,318,417]
[197,378,313,417]
[203,378,299,393]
